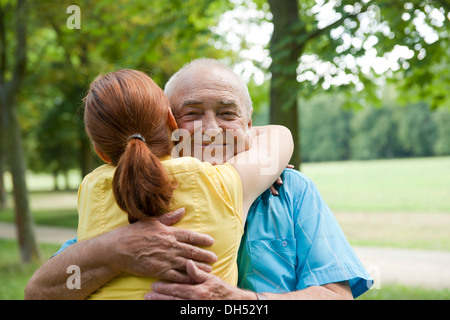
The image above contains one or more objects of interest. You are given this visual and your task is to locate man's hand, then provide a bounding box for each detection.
[111,208,218,284]
[146,260,353,300]
[25,208,218,300]
[145,260,256,300]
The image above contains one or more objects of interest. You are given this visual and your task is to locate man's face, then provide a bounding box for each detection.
[169,67,252,164]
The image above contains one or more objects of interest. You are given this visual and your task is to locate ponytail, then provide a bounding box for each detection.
[113,138,175,224]
[84,69,176,224]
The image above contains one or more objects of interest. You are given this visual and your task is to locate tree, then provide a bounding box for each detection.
[350,106,400,160]
[243,0,449,167]
[29,0,232,180]
[266,0,372,167]
[267,0,303,167]
[300,94,351,162]
[433,108,450,156]
[396,103,436,157]
[0,0,39,263]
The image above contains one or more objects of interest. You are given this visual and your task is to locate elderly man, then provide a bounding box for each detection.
[25,59,372,300]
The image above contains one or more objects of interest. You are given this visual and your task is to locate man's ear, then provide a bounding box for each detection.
[167,108,178,131]
[93,142,112,163]
[247,109,253,129]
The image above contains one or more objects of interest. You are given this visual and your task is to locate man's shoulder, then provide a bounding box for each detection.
[250,168,318,209]
[282,168,311,182]
[281,168,314,192]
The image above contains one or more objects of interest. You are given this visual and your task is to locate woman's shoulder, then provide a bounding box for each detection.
[81,164,115,187]
[162,156,208,174]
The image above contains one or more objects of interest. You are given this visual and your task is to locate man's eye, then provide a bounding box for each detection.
[220,112,237,118]
[185,112,201,116]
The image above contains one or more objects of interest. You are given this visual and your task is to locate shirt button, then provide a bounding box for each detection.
[282,241,287,247]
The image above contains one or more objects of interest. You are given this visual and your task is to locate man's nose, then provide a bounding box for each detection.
[202,113,223,138]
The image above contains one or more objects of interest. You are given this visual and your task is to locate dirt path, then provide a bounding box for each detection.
[353,246,450,290]
[1,222,449,290]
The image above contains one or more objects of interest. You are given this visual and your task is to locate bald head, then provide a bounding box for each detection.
[164,58,253,120]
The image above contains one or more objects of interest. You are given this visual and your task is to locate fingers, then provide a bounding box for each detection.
[149,282,192,300]
[193,261,213,273]
[145,291,183,300]
[158,208,185,226]
[158,269,192,284]
[186,260,210,283]
[276,176,283,185]
[269,185,279,196]
[174,227,215,247]
[177,242,218,264]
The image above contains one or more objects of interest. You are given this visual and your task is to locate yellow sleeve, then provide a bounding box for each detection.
[205,163,244,226]
[77,165,129,241]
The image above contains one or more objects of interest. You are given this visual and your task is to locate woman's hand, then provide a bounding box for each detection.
[269,164,294,196]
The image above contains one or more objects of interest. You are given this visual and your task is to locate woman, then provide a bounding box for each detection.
[78,69,293,299]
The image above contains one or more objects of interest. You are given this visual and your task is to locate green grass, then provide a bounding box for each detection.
[1,238,448,300]
[3,170,81,192]
[301,157,450,251]
[357,284,450,300]
[1,157,449,299]
[0,190,78,228]
[0,207,78,228]
[1,157,449,250]
[0,239,60,300]
[301,156,450,213]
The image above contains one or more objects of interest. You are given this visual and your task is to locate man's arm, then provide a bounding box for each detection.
[25,208,218,300]
[146,261,353,300]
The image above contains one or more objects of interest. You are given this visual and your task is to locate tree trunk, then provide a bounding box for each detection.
[53,170,59,191]
[5,101,39,263]
[0,0,39,263]
[0,0,7,210]
[268,0,303,168]
[0,142,6,209]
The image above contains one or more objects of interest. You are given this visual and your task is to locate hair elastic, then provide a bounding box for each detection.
[128,133,146,143]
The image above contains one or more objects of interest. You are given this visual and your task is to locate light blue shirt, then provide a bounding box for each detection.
[237,168,372,298]
[55,168,372,298]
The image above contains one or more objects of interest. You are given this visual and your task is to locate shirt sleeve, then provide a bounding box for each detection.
[291,174,373,298]
[51,237,77,257]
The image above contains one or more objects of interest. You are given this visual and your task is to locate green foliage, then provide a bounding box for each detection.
[3,0,449,177]
[433,108,450,156]
[300,93,450,162]
[300,95,351,162]
[5,0,234,178]
[350,105,400,160]
[396,103,437,157]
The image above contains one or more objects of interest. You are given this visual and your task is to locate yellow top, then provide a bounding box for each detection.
[77,156,243,300]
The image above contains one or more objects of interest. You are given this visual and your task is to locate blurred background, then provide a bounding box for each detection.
[0,0,449,299]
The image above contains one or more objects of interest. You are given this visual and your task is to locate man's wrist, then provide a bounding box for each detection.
[254,292,268,300]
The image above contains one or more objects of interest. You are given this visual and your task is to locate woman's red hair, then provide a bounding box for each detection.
[83,69,176,223]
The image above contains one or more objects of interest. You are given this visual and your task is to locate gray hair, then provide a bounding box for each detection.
[164,58,253,119]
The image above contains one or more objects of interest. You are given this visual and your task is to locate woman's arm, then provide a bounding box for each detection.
[227,125,294,216]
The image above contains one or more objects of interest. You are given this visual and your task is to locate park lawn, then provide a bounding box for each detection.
[3,156,449,214]
[0,239,60,300]
[301,156,450,213]
[2,156,450,250]
[1,156,449,250]
[0,238,449,300]
[301,156,450,251]
[0,157,449,299]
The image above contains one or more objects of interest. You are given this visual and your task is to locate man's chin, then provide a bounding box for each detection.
[175,143,243,165]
